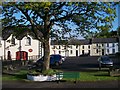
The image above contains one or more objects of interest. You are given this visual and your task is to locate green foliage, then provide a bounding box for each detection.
[118,26,120,36]
[28,70,41,76]
[1,2,117,40]
[42,69,58,76]
[28,69,60,76]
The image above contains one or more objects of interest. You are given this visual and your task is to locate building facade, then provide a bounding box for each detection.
[50,38,119,56]
[0,35,41,60]
[0,35,119,60]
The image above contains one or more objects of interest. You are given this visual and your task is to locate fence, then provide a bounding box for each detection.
[0,55,41,61]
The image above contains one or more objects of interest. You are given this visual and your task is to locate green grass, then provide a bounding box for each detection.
[63,71,119,81]
[2,69,120,81]
[2,70,28,81]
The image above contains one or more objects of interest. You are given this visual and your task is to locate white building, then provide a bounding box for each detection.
[50,38,119,56]
[0,35,119,60]
[0,34,41,60]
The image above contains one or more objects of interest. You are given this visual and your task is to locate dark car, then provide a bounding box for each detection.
[98,55,113,70]
[61,56,66,62]
[36,54,63,66]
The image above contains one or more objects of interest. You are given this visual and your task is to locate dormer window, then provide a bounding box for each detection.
[112,43,115,47]
[26,37,31,46]
[0,40,1,45]
[11,36,15,45]
[82,45,84,49]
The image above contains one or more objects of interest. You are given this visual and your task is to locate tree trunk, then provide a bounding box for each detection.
[42,38,50,71]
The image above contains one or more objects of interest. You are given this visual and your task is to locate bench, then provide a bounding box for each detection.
[56,72,80,83]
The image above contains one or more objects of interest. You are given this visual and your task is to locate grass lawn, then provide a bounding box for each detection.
[77,71,119,81]
[2,69,119,81]
[2,70,28,81]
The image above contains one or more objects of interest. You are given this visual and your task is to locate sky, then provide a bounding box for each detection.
[112,4,119,31]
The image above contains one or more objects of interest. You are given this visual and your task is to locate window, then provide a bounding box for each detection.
[59,46,61,49]
[26,37,31,45]
[82,50,84,54]
[0,40,1,47]
[107,43,109,47]
[96,49,99,53]
[70,50,73,54]
[11,37,15,45]
[0,41,1,45]
[59,51,61,54]
[76,45,78,49]
[96,44,99,47]
[107,49,109,53]
[112,49,115,53]
[52,46,55,49]
[112,43,115,47]
[82,46,84,49]
[69,45,72,49]
[102,44,104,47]
[88,45,90,49]
[88,50,90,54]
[64,46,67,49]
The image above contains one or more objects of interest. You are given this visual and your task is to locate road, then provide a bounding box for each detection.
[2,80,119,88]
[55,56,120,71]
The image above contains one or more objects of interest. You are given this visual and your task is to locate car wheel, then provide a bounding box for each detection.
[55,62,59,66]
[99,64,101,70]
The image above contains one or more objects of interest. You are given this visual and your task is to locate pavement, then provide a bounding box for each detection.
[2,80,120,88]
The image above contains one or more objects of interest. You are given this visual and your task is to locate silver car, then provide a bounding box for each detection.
[98,55,113,70]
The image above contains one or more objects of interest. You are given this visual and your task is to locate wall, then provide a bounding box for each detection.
[0,35,40,60]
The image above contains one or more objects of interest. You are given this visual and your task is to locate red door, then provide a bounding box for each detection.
[16,51,28,60]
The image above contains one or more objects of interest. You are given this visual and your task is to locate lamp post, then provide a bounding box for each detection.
[4,40,6,60]
[117,2,120,64]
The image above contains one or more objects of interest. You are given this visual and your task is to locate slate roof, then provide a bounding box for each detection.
[92,37,117,43]
[51,37,118,45]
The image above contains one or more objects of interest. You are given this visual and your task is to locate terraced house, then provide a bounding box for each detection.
[0,35,119,60]
[50,38,119,56]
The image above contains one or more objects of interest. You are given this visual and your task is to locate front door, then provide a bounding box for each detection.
[102,49,104,55]
[76,50,78,56]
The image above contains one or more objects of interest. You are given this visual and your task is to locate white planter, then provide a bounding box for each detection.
[27,74,63,82]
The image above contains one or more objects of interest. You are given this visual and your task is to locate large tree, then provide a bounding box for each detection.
[1,2,117,71]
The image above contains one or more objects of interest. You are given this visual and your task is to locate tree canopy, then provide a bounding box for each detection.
[2,2,117,40]
[1,2,117,70]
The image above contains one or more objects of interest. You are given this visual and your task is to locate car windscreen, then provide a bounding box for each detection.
[101,57,110,61]
[51,55,61,60]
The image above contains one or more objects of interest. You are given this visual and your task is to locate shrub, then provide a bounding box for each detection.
[28,70,41,76]
[42,69,56,76]
[28,69,62,76]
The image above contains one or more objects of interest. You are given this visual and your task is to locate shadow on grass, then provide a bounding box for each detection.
[3,71,27,80]
[94,73,110,77]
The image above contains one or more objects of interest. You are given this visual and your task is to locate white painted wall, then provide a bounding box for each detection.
[0,35,119,60]
[0,35,40,60]
[105,43,118,55]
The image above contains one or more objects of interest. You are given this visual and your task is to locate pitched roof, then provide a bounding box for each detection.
[51,37,118,45]
[92,37,117,43]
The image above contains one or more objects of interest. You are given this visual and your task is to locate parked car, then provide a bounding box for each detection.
[98,55,113,70]
[36,54,63,66]
[61,56,66,62]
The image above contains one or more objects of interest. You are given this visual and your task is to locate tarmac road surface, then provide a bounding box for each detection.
[2,80,120,88]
